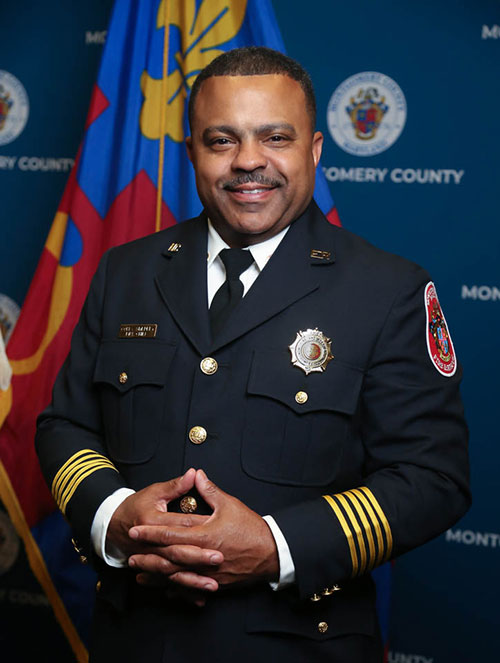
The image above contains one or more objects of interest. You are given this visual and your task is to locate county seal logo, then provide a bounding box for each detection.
[0,71,29,146]
[327,72,406,156]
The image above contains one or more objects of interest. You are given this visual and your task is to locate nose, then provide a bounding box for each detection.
[231,138,267,172]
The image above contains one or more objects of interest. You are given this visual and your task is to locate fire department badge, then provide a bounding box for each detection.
[289,328,334,375]
[425,282,457,377]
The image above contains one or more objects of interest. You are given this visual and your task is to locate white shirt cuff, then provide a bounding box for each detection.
[90,487,136,567]
[263,515,295,589]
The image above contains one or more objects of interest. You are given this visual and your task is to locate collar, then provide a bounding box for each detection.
[206,219,290,272]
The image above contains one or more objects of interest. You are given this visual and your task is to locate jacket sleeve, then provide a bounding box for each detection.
[36,251,128,556]
[271,266,470,600]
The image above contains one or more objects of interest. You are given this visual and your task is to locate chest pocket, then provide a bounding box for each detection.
[242,350,363,486]
[93,340,176,464]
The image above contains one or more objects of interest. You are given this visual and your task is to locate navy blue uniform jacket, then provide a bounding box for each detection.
[36,202,470,662]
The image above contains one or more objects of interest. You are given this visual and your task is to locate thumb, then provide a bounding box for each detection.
[157,468,196,504]
[195,469,224,509]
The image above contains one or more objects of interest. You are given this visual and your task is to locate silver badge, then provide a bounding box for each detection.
[289,328,334,375]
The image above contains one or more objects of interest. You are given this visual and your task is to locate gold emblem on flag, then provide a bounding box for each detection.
[289,328,334,375]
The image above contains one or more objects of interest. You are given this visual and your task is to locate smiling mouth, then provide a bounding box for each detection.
[222,174,283,195]
[230,187,273,195]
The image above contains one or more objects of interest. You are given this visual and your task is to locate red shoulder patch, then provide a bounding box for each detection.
[425,282,457,377]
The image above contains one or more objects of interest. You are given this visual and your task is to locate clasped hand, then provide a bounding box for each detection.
[107,468,279,604]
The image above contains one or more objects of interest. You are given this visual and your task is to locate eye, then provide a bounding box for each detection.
[266,134,289,145]
[210,137,234,148]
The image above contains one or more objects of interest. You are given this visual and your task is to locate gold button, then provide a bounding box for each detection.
[200,357,218,375]
[180,496,198,513]
[189,426,207,444]
[310,593,322,602]
[295,391,308,404]
[119,372,128,384]
[318,621,328,634]
[96,580,102,592]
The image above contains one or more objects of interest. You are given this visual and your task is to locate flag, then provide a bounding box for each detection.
[0,1,338,660]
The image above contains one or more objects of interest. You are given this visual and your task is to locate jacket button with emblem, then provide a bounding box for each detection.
[189,426,207,444]
[119,372,128,384]
[295,391,308,404]
[318,621,328,634]
[180,496,198,513]
[96,580,102,593]
[200,357,218,375]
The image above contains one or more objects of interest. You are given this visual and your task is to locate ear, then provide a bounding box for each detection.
[312,131,323,167]
[185,135,193,163]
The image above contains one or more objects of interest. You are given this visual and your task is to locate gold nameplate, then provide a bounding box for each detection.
[118,324,157,338]
[310,249,331,260]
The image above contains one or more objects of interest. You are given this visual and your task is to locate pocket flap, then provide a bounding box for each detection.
[248,350,363,415]
[94,339,176,393]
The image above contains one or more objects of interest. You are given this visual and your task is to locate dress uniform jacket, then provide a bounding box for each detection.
[36,202,470,662]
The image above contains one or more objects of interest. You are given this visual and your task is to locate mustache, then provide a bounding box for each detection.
[222,173,283,190]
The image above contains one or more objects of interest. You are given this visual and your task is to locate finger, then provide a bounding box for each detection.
[168,570,218,592]
[129,553,180,576]
[194,469,225,509]
[163,544,223,568]
[138,512,209,528]
[129,544,223,569]
[129,524,214,549]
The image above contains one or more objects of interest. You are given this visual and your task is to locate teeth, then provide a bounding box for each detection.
[236,188,267,194]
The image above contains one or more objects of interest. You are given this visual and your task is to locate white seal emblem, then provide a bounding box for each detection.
[0,71,29,146]
[289,328,334,375]
[327,71,406,156]
[0,293,20,344]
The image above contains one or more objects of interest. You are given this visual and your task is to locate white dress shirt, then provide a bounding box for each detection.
[91,220,295,589]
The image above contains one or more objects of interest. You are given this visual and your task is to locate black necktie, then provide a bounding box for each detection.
[210,248,254,337]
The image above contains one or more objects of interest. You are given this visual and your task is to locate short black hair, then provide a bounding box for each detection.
[188,46,316,131]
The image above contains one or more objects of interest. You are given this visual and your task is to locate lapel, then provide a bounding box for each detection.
[154,203,337,355]
[154,214,211,355]
[211,201,337,352]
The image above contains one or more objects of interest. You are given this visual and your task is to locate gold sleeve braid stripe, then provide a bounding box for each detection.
[323,486,393,577]
[51,449,118,515]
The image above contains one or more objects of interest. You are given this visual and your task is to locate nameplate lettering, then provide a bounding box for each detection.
[118,324,157,338]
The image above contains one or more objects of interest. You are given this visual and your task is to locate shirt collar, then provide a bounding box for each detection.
[206,219,289,272]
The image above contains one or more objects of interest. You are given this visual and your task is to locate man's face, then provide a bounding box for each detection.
[186,74,323,247]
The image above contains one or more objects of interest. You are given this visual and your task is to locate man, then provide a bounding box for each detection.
[36,47,470,662]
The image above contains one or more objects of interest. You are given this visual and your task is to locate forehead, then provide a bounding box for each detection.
[191,74,311,131]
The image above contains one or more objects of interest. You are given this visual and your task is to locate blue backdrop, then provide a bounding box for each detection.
[0,1,498,661]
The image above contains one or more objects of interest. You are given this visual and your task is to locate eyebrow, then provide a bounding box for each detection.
[202,123,298,141]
